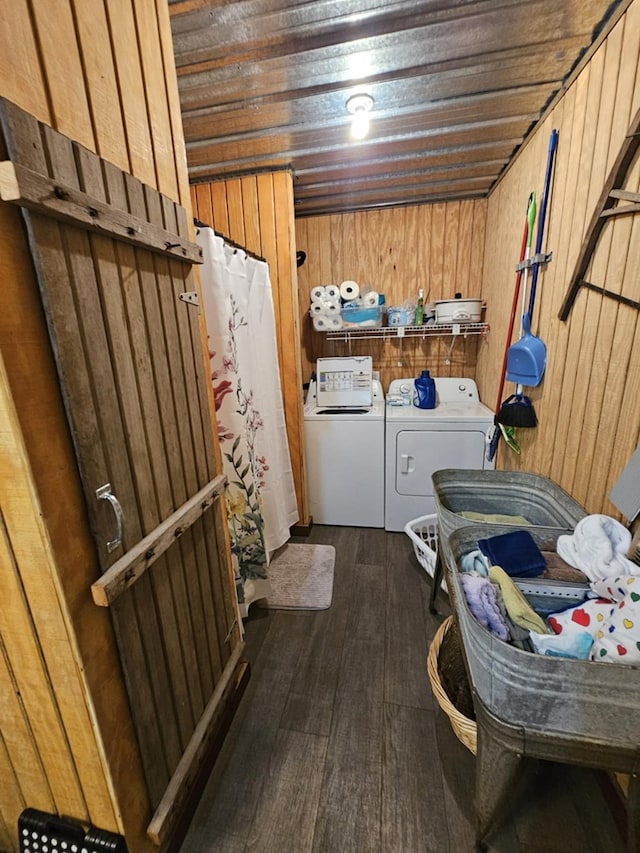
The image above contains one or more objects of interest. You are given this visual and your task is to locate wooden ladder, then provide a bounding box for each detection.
[558,105,640,319]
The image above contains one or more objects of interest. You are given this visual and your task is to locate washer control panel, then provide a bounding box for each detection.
[387,377,480,405]
[316,356,373,408]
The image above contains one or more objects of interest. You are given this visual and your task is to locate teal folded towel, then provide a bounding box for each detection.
[461,549,490,576]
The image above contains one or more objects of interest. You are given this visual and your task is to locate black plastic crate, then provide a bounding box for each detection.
[19,810,127,853]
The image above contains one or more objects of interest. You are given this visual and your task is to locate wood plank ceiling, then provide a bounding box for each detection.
[169,0,624,217]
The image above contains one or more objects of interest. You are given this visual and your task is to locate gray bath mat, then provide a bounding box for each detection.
[257,543,335,610]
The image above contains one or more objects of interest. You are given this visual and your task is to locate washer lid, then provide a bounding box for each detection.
[304,400,386,421]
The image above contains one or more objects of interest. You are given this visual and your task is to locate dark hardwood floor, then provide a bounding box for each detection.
[180,526,626,853]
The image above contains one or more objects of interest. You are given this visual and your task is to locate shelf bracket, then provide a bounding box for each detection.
[445,336,458,365]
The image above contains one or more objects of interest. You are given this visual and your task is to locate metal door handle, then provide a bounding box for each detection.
[400,454,414,474]
[96,483,124,553]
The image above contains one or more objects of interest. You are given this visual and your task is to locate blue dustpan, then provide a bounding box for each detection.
[505,131,557,388]
[505,313,546,386]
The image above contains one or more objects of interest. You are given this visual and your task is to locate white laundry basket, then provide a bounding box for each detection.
[404,514,447,592]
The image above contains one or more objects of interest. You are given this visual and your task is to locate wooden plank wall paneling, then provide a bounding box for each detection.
[191,174,309,525]
[295,200,488,391]
[0,356,115,826]
[0,0,200,850]
[476,1,640,517]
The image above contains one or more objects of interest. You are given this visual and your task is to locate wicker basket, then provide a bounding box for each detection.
[427,616,477,754]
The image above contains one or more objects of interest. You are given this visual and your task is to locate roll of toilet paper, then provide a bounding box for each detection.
[326,314,343,329]
[310,285,326,303]
[340,280,360,301]
[313,315,329,331]
[325,284,341,301]
[362,290,379,307]
[310,298,341,317]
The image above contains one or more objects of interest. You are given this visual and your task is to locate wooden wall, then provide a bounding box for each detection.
[295,200,487,390]
[191,174,309,525]
[477,0,640,516]
[293,6,640,521]
[0,0,194,850]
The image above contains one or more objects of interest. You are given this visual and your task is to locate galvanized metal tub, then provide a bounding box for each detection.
[432,468,587,549]
[445,524,640,749]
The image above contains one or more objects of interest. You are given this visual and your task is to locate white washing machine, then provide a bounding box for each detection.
[304,356,385,527]
[385,376,494,531]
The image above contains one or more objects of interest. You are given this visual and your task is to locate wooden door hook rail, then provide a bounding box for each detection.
[0,159,203,263]
[0,96,203,264]
[91,474,227,607]
[558,107,640,320]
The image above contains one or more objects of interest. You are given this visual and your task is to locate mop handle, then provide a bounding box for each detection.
[527,129,558,318]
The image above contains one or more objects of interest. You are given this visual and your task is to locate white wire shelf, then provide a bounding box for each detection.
[324,321,489,342]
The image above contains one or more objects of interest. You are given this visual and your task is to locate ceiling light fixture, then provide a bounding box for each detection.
[346,93,374,140]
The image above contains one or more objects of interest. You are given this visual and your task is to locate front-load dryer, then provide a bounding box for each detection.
[384,377,494,531]
[304,357,385,527]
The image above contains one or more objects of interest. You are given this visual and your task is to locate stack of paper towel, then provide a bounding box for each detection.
[309,285,343,331]
[309,280,381,331]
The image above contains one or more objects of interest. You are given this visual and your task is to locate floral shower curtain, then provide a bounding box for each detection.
[197,228,298,616]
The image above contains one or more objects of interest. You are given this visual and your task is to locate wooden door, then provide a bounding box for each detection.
[0,99,241,845]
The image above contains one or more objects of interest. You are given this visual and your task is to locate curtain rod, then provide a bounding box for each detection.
[194,218,265,263]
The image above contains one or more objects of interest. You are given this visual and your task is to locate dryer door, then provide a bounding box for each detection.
[395,429,487,496]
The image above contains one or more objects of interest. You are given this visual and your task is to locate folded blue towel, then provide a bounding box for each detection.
[478,529,546,579]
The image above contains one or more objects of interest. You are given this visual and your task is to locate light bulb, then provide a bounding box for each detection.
[351,109,370,140]
[346,93,374,141]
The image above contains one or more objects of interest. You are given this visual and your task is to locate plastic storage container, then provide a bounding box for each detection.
[341,304,384,327]
[387,306,415,325]
[19,809,127,853]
